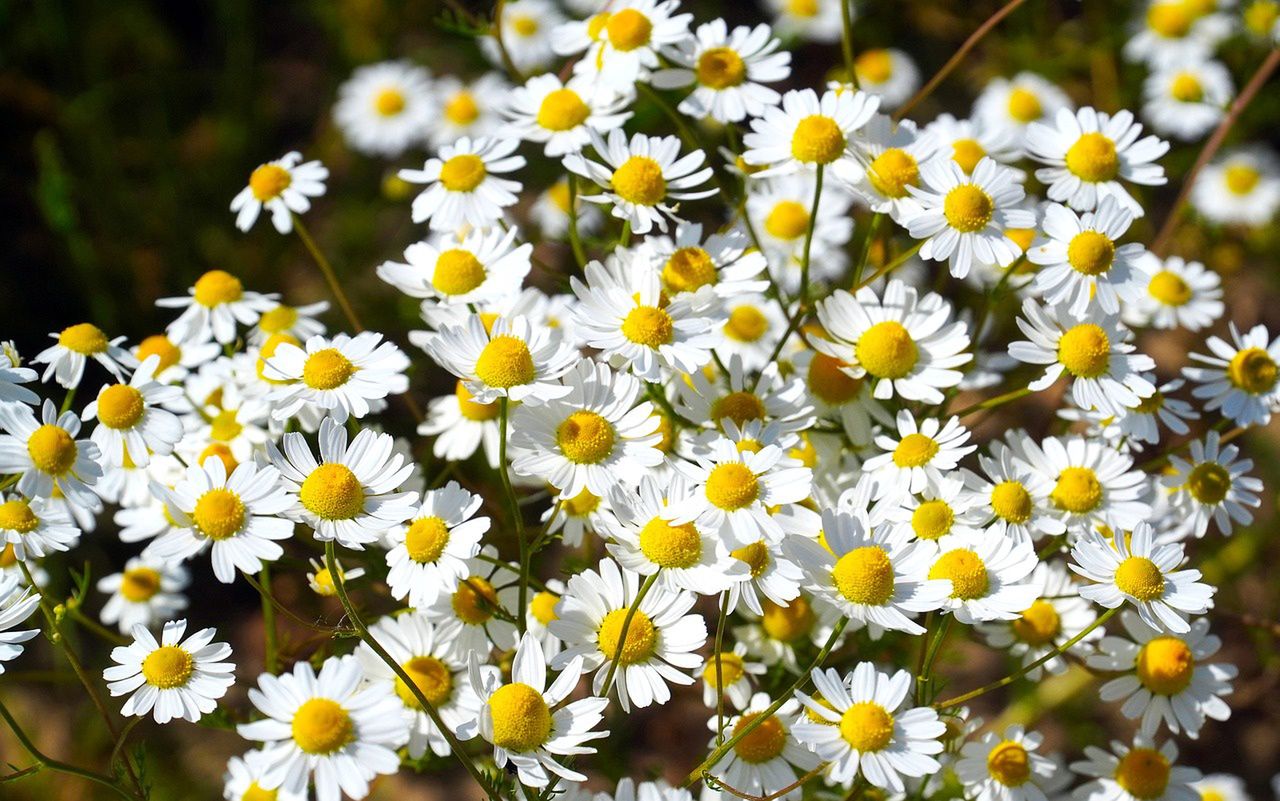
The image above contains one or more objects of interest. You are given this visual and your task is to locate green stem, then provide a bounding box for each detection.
[566,175,588,269]
[798,165,824,305]
[851,212,883,286]
[291,213,362,334]
[712,592,730,745]
[498,398,530,635]
[839,0,859,88]
[259,564,278,673]
[917,616,953,705]
[950,386,1032,419]
[0,698,135,799]
[599,571,660,699]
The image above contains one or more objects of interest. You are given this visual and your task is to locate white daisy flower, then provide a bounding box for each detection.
[566,129,715,235]
[1125,254,1224,332]
[559,0,693,90]
[355,612,486,759]
[1028,197,1148,317]
[1026,107,1168,217]
[1008,300,1155,417]
[644,222,769,301]
[885,474,986,544]
[956,726,1061,801]
[159,269,279,346]
[379,227,532,307]
[1191,775,1251,801]
[270,416,417,549]
[97,556,189,633]
[426,74,509,148]
[974,72,1073,147]
[0,344,37,410]
[925,113,1022,176]
[743,87,879,177]
[248,301,328,347]
[1018,435,1151,533]
[0,574,39,674]
[0,399,102,506]
[1189,147,1280,226]
[793,662,946,792]
[1071,737,1201,801]
[1089,611,1235,738]
[1163,430,1262,538]
[708,692,820,800]
[550,557,706,711]
[851,49,920,111]
[105,619,234,724]
[418,379,501,468]
[745,172,854,293]
[230,151,328,234]
[1142,62,1233,142]
[763,0,842,43]
[976,562,1101,679]
[1183,323,1280,427]
[333,60,434,157]
[223,749,308,801]
[131,333,220,384]
[463,631,609,788]
[863,411,976,497]
[698,642,766,711]
[1124,1,1233,68]
[400,136,525,232]
[504,73,632,157]
[927,530,1039,624]
[31,322,133,389]
[1097,376,1199,447]
[263,331,409,424]
[482,0,564,74]
[384,480,488,608]
[237,656,408,801]
[531,178,604,238]
[725,536,804,617]
[814,279,971,403]
[0,492,79,560]
[421,552,520,660]
[1070,522,1215,634]
[676,358,813,434]
[652,20,790,123]
[304,556,365,597]
[82,356,183,468]
[967,440,1066,543]
[427,314,578,406]
[836,115,940,221]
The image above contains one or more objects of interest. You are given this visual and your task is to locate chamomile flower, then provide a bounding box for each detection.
[32,322,133,388]
[427,74,509,148]
[1028,198,1147,316]
[482,0,564,74]
[419,380,501,467]
[0,345,36,410]
[968,441,1066,543]
[709,692,820,800]
[1008,300,1155,417]
[384,481,488,608]
[794,662,946,792]
[1142,62,1233,142]
[0,492,78,560]
[526,579,566,659]
[422,553,520,659]
[1026,107,1168,217]
[742,88,879,177]
[271,417,416,549]
[566,129,715,234]
[561,0,693,90]
[1126,255,1223,332]
[956,727,1060,801]
[764,0,842,43]
[131,334,220,384]
[82,356,183,468]
[863,411,975,497]
[230,151,328,234]
[814,279,971,403]
[852,49,920,111]
[248,301,328,347]
[1192,775,1251,801]
[550,558,706,711]
[885,475,986,544]
[788,508,950,635]
[531,178,603,237]
[836,115,940,220]
[305,557,365,597]
[378,227,532,307]
[1124,0,1232,68]
[355,613,484,759]
[927,530,1039,624]
[333,60,434,157]
[238,656,408,801]
[504,73,631,158]
[746,172,854,291]
[1189,147,1280,225]
[1019,435,1151,533]
[652,20,790,123]
[718,296,790,370]
[974,72,1073,147]
[1089,611,1235,738]
[427,314,578,405]
[1071,522,1215,634]
[926,113,1021,175]
[1071,737,1201,801]
[97,556,190,633]
[977,562,1101,679]
[264,332,408,424]
[464,632,609,788]
[699,643,766,710]
[0,399,102,506]
[0,575,39,673]
[725,537,804,616]
[643,222,770,301]
[1163,431,1262,538]
[224,749,308,801]
[1183,323,1280,427]
[400,136,525,232]
[675,358,813,434]
[1102,376,1199,446]
[105,619,234,724]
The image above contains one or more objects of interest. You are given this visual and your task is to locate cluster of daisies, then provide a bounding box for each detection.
[3,1,1279,801]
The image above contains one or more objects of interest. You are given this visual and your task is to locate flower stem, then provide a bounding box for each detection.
[498,397,530,635]
[259,564,278,673]
[851,212,883,286]
[713,592,730,745]
[950,386,1032,419]
[0,698,136,800]
[799,165,825,305]
[599,571,660,699]
[566,175,588,269]
[839,0,859,88]
[291,213,362,334]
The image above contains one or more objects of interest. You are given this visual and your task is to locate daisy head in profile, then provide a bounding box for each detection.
[742,87,879,177]
[427,314,578,406]
[32,322,133,389]
[230,151,328,234]
[157,269,278,346]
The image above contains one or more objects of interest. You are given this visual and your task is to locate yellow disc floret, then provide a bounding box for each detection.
[696,47,747,89]
[1067,231,1116,276]
[702,652,745,689]
[404,516,450,564]
[764,200,810,240]
[639,517,702,568]
[452,577,499,625]
[299,463,365,521]
[0,499,39,534]
[791,115,846,165]
[433,250,488,296]
[1115,556,1166,601]
[808,353,862,404]
[1051,466,1103,514]
[732,713,787,763]
[96,384,146,430]
[1007,88,1043,123]
[868,148,920,198]
[136,334,181,373]
[302,348,356,390]
[556,410,616,464]
[141,646,193,689]
[292,698,354,755]
[606,8,652,50]
[951,139,987,174]
[622,305,675,347]
[987,740,1032,787]
[439,154,487,192]
[943,185,995,233]
[725,306,769,343]
[597,608,658,664]
[120,567,162,602]
[192,488,245,541]
[856,321,918,379]
[911,500,954,540]
[1226,347,1278,394]
[59,323,109,355]
[832,546,895,606]
[840,702,895,752]
[1012,600,1061,646]
[537,88,590,132]
[1186,462,1230,505]
[249,164,292,202]
[710,391,766,427]
[488,683,552,752]
[991,481,1033,524]
[1137,636,1195,695]
[761,596,814,642]
[663,247,717,293]
[893,433,939,468]
[612,156,667,205]
[395,655,453,708]
[193,270,244,308]
[1148,271,1192,306]
[705,463,760,511]
[1065,132,1119,183]
[1057,324,1111,378]
[856,49,894,84]
[27,424,77,476]
[475,335,536,389]
[373,87,405,117]
[1114,747,1171,800]
[930,549,990,600]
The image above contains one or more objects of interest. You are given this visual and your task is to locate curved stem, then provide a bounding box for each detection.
[599,571,660,699]
[851,212,883,286]
[798,165,825,305]
[950,386,1032,419]
[713,592,730,745]
[491,0,525,83]
[0,698,135,799]
[852,240,925,291]
[241,572,356,636]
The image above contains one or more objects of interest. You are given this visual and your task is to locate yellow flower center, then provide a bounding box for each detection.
[1051,466,1103,513]
[639,517,703,568]
[249,164,292,202]
[395,655,453,709]
[893,433,939,468]
[511,14,538,35]
[475,335,536,389]
[257,333,300,385]
[786,0,819,16]
[200,443,238,475]
[140,646,193,689]
[1148,271,1192,306]
[840,702,895,752]
[292,698,354,755]
[556,411,616,464]
[930,549,990,600]
[791,115,846,165]
[120,567,162,602]
[58,322,108,355]
[761,596,814,642]
[702,652,745,689]
[207,409,242,442]
[733,713,787,763]
[530,591,559,625]
[725,306,769,343]
[0,499,39,534]
[855,49,894,84]
[96,384,146,430]
[764,200,810,241]
[856,321,918,379]
[433,250,488,296]
[621,305,675,347]
[192,488,245,541]
[136,334,181,372]
[373,87,405,117]
[868,148,920,198]
[1224,164,1261,195]
[0,545,15,568]
[1169,73,1204,102]
[439,154,487,192]
[832,546,895,605]
[709,392,765,429]
[1245,1,1280,35]
[944,184,994,232]
[443,92,480,125]
[991,481,1033,524]
[1226,347,1278,394]
[1147,1,1193,37]
[911,500,954,540]
[302,348,356,391]
[27,424,77,476]
[1067,231,1116,276]
[1013,600,1062,646]
[586,12,611,39]
[732,540,770,578]
[562,488,601,517]
[299,463,365,521]
[987,740,1032,787]
[488,683,552,752]
[404,516,450,564]
[597,608,658,665]
[606,8,653,50]
[1187,459,1235,508]
[193,270,244,308]
[705,463,760,511]
[1115,556,1166,601]
[611,156,667,205]
[951,139,987,174]
[242,782,278,801]
[808,353,861,404]
[1115,748,1171,800]
[1057,323,1111,378]
[662,247,718,293]
[455,380,499,421]
[1137,636,1195,695]
[1006,227,1037,253]
[696,47,747,89]
[537,88,590,132]
[1065,132,1119,183]
[1007,88,1043,123]
[452,576,499,625]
